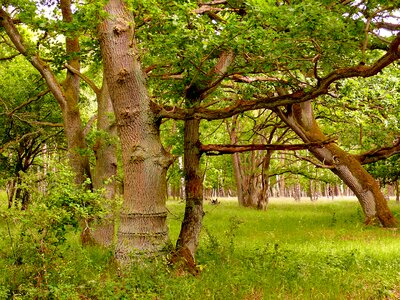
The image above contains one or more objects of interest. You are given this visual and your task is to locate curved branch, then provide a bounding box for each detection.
[7,89,50,116]
[0,8,67,109]
[155,33,400,121]
[65,64,101,95]
[200,137,336,155]
[356,138,400,165]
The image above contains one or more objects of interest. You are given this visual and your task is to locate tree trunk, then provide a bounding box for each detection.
[99,0,172,261]
[6,179,16,209]
[279,101,397,227]
[0,5,91,185]
[258,151,273,210]
[60,0,92,186]
[91,78,118,247]
[228,116,258,207]
[174,118,203,273]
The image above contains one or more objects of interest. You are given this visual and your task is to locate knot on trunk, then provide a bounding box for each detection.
[117,68,129,83]
[113,18,130,35]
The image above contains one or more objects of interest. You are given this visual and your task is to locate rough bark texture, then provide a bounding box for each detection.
[279,101,397,227]
[98,0,172,261]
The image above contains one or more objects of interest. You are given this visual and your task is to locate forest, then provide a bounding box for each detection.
[1,0,400,298]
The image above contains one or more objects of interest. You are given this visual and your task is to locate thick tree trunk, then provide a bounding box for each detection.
[99,0,172,261]
[174,118,203,273]
[279,101,397,227]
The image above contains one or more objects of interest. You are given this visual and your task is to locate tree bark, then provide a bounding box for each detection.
[258,151,273,209]
[98,0,172,261]
[278,101,397,227]
[60,0,92,186]
[173,118,203,273]
[91,78,118,247]
[173,50,234,269]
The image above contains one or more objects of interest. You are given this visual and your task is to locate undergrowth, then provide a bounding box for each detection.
[1,198,400,299]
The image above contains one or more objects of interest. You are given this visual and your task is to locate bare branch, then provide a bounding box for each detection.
[0,53,19,61]
[200,0,227,5]
[374,22,400,32]
[200,137,336,155]
[293,152,335,169]
[7,89,50,116]
[230,74,288,84]
[29,121,64,127]
[65,64,101,95]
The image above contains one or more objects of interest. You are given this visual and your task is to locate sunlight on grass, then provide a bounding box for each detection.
[2,197,400,299]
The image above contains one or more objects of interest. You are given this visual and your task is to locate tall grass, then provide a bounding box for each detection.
[2,198,400,299]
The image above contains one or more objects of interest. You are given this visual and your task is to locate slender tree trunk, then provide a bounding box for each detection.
[99,0,172,261]
[0,5,91,185]
[60,0,92,186]
[91,78,118,247]
[6,179,16,209]
[174,118,203,273]
[228,116,258,207]
[258,150,273,210]
[278,101,397,227]
[173,50,234,268]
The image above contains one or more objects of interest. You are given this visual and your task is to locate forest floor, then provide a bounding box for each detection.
[1,193,400,299]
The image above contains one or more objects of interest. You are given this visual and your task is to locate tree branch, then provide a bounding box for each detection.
[200,137,336,155]
[374,22,400,31]
[7,89,50,116]
[293,152,335,169]
[0,8,67,109]
[0,132,40,154]
[155,33,400,121]
[0,53,19,61]
[64,63,101,95]
[355,138,400,165]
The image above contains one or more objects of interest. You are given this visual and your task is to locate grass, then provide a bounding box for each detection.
[2,197,400,299]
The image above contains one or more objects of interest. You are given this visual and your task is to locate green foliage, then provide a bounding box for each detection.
[2,199,400,298]
[0,165,107,298]
[367,154,400,184]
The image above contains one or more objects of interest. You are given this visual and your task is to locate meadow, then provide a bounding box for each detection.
[1,194,400,299]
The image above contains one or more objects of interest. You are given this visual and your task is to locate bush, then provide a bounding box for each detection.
[0,166,107,298]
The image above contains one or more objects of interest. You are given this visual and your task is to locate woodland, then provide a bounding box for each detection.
[1,0,400,298]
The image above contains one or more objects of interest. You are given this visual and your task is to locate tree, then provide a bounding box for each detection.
[0,56,63,209]
[2,0,400,266]
[0,3,91,185]
[98,0,173,260]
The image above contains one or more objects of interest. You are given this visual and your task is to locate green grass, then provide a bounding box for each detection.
[2,198,400,299]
